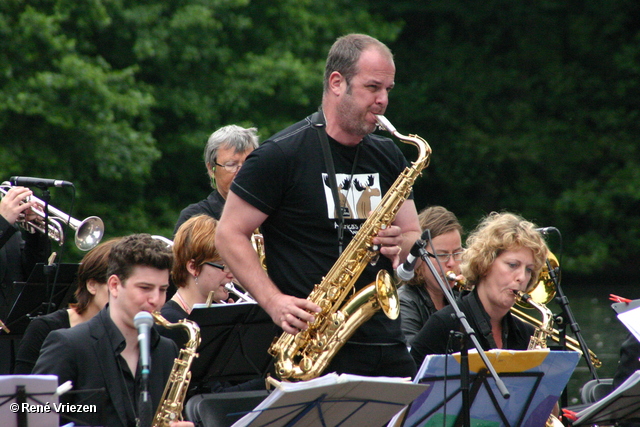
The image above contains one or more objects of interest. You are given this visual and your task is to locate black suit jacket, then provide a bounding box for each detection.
[33,307,178,427]
[0,215,48,319]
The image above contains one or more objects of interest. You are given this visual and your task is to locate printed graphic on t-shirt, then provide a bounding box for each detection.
[322,172,382,220]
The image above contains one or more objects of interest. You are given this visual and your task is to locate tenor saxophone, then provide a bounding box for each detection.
[269,115,432,381]
[151,311,201,427]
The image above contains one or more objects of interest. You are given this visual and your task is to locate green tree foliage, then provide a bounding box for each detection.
[381,0,640,274]
[0,0,401,259]
[2,0,639,275]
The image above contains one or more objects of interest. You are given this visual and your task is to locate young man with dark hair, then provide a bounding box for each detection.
[33,233,193,427]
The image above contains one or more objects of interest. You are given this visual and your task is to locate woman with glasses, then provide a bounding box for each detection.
[410,211,548,369]
[173,125,259,235]
[398,206,464,347]
[161,214,235,347]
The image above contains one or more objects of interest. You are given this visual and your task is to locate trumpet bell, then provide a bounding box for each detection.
[75,216,104,251]
[517,251,559,309]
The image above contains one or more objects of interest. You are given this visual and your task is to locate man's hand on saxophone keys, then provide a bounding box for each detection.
[265,292,321,335]
[373,224,404,268]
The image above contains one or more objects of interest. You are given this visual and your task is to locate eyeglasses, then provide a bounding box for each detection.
[203,261,229,272]
[214,161,242,173]
[426,250,465,262]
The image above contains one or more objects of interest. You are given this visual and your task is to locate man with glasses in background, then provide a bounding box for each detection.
[173,125,259,235]
[398,206,465,347]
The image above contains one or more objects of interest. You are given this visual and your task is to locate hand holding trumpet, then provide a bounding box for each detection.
[0,186,37,225]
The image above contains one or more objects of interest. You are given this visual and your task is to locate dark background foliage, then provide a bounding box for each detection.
[2,0,639,277]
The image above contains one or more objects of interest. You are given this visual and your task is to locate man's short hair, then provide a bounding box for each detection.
[107,233,173,283]
[323,33,393,93]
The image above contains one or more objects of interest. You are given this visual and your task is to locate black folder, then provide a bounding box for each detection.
[187,303,278,388]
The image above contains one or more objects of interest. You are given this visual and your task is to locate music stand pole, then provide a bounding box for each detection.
[418,245,510,427]
[549,261,599,381]
[458,331,471,427]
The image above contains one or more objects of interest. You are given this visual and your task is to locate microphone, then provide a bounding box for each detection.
[134,311,154,420]
[396,230,429,281]
[10,176,73,188]
[133,311,154,378]
[535,227,557,235]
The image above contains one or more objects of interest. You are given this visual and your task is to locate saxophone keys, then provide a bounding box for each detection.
[326,286,340,300]
[300,356,314,373]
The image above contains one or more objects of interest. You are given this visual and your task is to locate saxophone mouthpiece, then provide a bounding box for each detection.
[375,115,396,134]
[513,290,530,302]
[446,271,471,291]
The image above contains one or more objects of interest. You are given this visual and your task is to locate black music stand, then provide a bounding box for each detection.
[231,373,428,427]
[397,350,580,427]
[0,374,60,427]
[3,263,78,337]
[574,370,640,425]
[187,303,278,392]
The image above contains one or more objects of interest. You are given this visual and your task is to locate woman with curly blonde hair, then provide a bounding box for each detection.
[410,212,548,367]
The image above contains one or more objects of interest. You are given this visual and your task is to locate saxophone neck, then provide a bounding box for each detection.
[514,291,554,349]
[151,311,201,349]
[375,115,431,168]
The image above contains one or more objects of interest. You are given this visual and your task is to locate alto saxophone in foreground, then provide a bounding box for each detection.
[515,291,564,427]
[151,312,201,427]
[269,115,432,381]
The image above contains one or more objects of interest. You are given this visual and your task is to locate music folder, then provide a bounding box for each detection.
[574,370,640,425]
[187,302,278,387]
[612,301,640,344]
[394,349,580,427]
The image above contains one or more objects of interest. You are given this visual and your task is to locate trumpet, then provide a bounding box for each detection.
[1,182,104,251]
[510,305,601,367]
[224,282,256,303]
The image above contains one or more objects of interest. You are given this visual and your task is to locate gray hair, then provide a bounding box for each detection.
[203,125,259,167]
[323,34,393,93]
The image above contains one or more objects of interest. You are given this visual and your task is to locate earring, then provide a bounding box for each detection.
[194,275,199,285]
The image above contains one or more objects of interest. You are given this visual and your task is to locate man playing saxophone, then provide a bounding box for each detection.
[217,34,421,379]
[33,234,193,427]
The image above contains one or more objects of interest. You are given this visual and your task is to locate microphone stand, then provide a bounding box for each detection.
[39,188,56,315]
[138,374,152,427]
[418,245,509,427]
[549,261,599,411]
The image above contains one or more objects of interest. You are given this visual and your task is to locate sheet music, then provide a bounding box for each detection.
[618,306,640,343]
[574,370,640,425]
[403,349,580,427]
[0,375,60,427]
[232,373,427,427]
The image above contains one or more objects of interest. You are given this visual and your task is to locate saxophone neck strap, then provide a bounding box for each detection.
[312,108,361,255]
[467,290,499,349]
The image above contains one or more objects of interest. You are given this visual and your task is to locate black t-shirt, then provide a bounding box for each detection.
[173,190,225,235]
[157,299,189,349]
[231,114,411,344]
[14,308,71,374]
